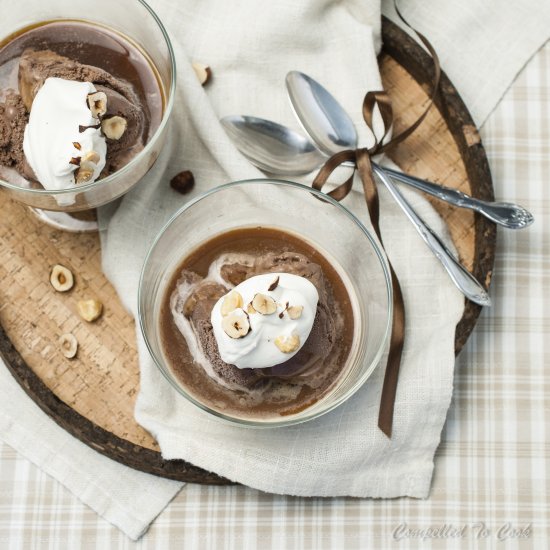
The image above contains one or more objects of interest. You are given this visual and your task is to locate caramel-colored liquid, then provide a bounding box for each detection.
[0,20,164,137]
[159,227,357,420]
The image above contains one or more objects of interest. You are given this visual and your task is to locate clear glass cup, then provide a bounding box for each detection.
[0,0,175,230]
[139,179,393,427]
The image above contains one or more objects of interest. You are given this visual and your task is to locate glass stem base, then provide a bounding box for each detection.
[29,207,99,232]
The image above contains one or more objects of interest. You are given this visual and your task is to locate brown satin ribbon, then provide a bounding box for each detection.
[311,5,441,438]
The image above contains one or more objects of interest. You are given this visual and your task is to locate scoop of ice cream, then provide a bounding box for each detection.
[170,252,339,392]
[18,49,146,174]
[22,77,106,196]
[18,49,140,112]
[211,273,319,370]
[0,92,28,172]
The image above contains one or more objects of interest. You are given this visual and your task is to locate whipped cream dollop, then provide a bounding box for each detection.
[23,77,106,202]
[211,273,319,369]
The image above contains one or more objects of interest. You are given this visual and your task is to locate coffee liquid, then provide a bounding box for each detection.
[0,20,164,134]
[160,227,357,421]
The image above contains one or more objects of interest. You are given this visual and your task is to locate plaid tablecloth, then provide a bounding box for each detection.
[0,41,548,550]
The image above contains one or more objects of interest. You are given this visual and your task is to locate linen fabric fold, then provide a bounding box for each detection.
[99,0,464,498]
[0,360,182,540]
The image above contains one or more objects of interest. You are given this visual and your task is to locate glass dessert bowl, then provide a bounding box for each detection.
[0,0,175,231]
[139,180,393,427]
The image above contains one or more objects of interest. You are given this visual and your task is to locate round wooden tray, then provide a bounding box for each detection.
[0,18,496,484]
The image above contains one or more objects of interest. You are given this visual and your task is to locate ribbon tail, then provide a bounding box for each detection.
[309,0,441,438]
[357,150,405,438]
[378,268,405,437]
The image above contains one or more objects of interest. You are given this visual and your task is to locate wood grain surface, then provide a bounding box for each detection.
[0,18,495,483]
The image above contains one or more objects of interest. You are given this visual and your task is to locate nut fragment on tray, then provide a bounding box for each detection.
[77,299,103,322]
[59,333,78,359]
[50,265,74,292]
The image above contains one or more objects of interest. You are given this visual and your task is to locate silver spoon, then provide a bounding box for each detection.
[286,71,492,306]
[372,163,491,306]
[221,115,325,176]
[286,71,533,230]
[221,115,491,306]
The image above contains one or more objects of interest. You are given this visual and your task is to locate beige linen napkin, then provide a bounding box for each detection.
[100,0,465,498]
[0,358,182,540]
[383,0,550,126]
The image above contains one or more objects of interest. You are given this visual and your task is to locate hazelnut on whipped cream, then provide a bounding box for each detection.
[23,77,107,204]
[211,273,319,369]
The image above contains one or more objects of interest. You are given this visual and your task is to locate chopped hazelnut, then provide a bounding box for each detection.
[87,91,107,119]
[274,333,300,353]
[77,299,103,322]
[170,170,195,194]
[81,151,100,164]
[252,293,277,315]
[50,265,74,292]
[287,305,304,320]
[192,62,212,85]
[74,166,94,184]
[268,276,279,291]
[59,333,78,359]
[101,116,127,140]
[221,290,243,316]
[222,310,250,338]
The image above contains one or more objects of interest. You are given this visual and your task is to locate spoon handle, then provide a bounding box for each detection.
[378,164,534,229]
[334,160,532,229]
[372,164,491,306]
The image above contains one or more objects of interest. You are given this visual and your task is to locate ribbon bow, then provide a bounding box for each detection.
[312,9,441,437]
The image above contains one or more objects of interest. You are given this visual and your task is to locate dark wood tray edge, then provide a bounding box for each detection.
[381,18,496,353]
[0,321,231,484]
[0,17,496,484]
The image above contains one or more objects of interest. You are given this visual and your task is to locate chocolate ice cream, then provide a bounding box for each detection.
[160,227,356,419]
[17,49,147,173]
[0,92,28,174]
[171,252,340,393]
[0,20,162,189]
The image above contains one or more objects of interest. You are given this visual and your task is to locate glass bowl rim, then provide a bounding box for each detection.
[0,0,177,196]
[138,178,393,428]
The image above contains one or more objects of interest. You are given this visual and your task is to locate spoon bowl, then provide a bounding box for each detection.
[286,71,357,154]
[221,116,326,176]
[285,70,533,231]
